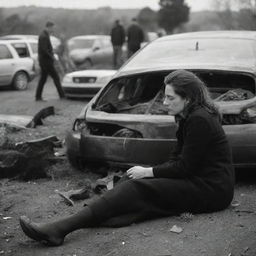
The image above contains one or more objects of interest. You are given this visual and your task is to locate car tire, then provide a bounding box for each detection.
[12,71,29,90]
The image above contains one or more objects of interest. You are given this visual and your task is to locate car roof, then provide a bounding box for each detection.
[116,30,256,77]
[0,34,60,43]
[68,35,110,41]
[157,30,256,41]
[0,39,34,44]
[67,69,116,77]
[0,34,38,40]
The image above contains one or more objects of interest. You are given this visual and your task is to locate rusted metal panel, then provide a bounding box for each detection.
[80,135,176,165]
[86,110,177,139]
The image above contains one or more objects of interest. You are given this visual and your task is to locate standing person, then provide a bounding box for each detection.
[19,70,234,246]
[35,21,65,101]
[127,18,144,58]
[110,19,126,68]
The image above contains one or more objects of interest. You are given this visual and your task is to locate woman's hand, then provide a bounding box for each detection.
[126,166,154,179]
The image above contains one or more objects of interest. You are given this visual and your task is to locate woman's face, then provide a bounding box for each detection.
[163,84,187,116]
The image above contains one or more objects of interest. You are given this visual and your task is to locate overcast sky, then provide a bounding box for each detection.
[0,0,213,11]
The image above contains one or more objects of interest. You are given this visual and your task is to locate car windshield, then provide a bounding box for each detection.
[68,38,95,50]
[123,38,256,70]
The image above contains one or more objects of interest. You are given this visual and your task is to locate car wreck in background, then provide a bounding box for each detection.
[66,31,256,170]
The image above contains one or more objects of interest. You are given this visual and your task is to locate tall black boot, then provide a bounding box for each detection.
[20,206,95,246]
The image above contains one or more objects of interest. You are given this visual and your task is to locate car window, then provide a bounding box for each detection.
[29,42,38,54]
[123,38,256,70]
[11,43,30,58]
[0,44,13,59]
[68,38,95,51]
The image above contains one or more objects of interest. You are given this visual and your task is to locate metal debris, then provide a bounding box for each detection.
[170,225,183,234]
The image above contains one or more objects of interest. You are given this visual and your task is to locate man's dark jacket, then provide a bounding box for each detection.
[38,30,54,65]
[127,24,144,51]
[111,25,125,46]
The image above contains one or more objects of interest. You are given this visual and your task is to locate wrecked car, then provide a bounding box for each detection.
[66,31,256,170]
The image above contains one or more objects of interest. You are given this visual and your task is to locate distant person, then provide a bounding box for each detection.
[57,33,76,73]
[35,21,65,101]
[127,18,144,58]
[110,19,126,68]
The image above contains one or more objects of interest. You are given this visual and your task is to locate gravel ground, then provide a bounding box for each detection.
[0,78,256,256]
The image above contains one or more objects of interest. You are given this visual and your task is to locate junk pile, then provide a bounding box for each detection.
[0,133,64,180]
[0,106,65,180]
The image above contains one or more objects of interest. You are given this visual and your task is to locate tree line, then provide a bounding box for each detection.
[0,0,255,40]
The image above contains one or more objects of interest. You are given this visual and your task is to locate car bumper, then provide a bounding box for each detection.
[66,129,256,168]
[66,130,176,166]
[66,131,82,157]
[62,82,104,98]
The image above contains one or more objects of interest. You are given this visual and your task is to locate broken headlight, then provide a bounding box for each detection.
[73,119,87,132]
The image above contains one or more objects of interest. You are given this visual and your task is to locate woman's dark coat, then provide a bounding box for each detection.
[88,107,235,227]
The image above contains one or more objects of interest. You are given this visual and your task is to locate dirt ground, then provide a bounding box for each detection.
[1,78,256,256]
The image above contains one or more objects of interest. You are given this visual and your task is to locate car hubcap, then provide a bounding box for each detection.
[16,74,27,89]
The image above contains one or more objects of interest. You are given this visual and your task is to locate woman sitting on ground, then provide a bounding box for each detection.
[20,69,235,246]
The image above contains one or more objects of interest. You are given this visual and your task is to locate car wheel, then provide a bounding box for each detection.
[12,71,29,90]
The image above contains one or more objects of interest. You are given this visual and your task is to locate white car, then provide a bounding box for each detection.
[67,35,114,68]
[0,39,36,90]
[62,69,116,98]
[0,34,61,53]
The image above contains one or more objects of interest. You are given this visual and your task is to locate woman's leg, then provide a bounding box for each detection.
[20,206,96,246]
[20,177,209,246]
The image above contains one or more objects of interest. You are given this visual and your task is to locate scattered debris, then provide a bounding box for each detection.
[241,247,249,256]
[231,200,240,208]
[55,189,74,206]
[179,212,194,222]
[2,216,12,220]
[234,209,255,214]
[54,148,66,157]
[169,225,183,234]
[55,172,125,206]
[0,135,63,180]
[0,122,26,132]
[93,171,123,194]
[0,106,55,128]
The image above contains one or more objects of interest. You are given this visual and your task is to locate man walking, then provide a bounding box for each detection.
[35,21,65,101]
[127,18,144,58]
[110,20,125,68]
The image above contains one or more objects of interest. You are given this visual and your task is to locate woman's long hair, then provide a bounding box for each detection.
[164,69,219,116]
